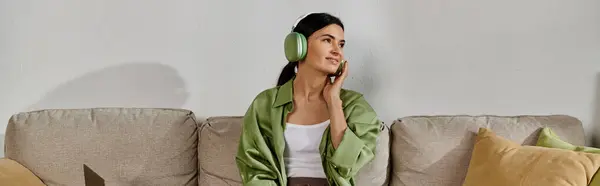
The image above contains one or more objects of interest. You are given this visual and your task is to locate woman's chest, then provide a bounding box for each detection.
[286,102,330,125]
[283,121,329,152]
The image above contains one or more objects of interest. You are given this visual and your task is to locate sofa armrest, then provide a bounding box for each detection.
[0,158,46,186]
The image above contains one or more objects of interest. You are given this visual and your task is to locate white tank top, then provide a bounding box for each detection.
[283,120,330,178]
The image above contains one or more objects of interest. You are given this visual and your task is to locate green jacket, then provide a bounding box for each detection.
[235,77,382,186]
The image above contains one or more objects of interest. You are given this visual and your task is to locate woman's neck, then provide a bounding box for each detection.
[293,66,328,102]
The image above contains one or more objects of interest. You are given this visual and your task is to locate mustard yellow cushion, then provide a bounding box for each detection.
[462,128,600,186]
[536,127,600,185]
[0,158,46,186]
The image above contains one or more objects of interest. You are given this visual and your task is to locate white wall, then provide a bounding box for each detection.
[1,0,600,158]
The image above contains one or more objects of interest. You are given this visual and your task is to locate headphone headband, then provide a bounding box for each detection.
[291,12,318,30]
[285,12,322,62]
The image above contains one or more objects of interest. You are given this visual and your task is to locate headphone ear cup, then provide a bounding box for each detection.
[284,32,307,62]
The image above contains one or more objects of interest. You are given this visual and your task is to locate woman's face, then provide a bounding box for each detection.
[301,24,345,76]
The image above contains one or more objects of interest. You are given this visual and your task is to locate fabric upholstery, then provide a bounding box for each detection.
[2,109,587,186]
[389,115,585,186]
[4,108,199,186]
[0,158,46,186]
[462,128,600,186]
[536,127,600,185]
[198,116,390,186]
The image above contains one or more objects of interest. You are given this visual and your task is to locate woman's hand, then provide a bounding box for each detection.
[323,60,348,110]
[324,60,349,149]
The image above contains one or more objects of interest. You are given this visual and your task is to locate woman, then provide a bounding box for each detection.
[236,12,382,186]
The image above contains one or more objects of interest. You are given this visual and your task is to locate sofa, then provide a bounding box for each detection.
[0,108,589,185]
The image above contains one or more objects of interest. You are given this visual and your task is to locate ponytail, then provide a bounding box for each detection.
[276,62,297,86]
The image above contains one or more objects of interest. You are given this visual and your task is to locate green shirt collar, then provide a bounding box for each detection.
[273,76,295,107]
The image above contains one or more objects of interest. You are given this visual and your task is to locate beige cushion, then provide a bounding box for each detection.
[389,115,585,186]
[198,116,390,185]
[198,117,244,186]
[4,108,199,186]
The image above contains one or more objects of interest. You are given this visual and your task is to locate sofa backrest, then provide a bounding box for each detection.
[4,109,586,186]
[4,108,199,186]
[198,116,391,186]
[388,115,585,186]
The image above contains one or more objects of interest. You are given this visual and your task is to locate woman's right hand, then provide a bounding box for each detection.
[323,60,348,109]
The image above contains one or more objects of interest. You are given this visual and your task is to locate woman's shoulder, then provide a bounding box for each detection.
[248,86,370,108]
[340,88,367,103]
[339,88,379,110]
[247,85,288,108]
[254,87,278,98]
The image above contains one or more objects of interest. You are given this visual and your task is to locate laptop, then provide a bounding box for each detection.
[83,164,105,186]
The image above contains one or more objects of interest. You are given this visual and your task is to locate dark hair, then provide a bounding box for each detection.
[276,13,344,86]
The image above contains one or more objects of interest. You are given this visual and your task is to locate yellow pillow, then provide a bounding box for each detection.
[462,128,600,186]
[0,158,46,186]
[536,127,600,185]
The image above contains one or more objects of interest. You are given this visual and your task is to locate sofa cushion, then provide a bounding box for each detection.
[389,115,585,186]
[537,127,600,153]
[463,128,600,186]
[0,158,46,186]
[198,116,390,186]
[198,117,244,186]
[4,108,199,186]
[536,127,600,185]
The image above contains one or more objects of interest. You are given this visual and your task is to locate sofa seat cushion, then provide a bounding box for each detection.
[389,115,585,186]
[4,108,199,186]
[463,128,600,186]
[0,158,46,186]
[198,116,391,186]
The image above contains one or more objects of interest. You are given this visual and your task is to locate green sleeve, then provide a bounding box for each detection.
[326,94,382,184]
[235,97,279,186]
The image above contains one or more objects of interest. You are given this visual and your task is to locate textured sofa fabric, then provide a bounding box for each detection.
[2,108,587,186]
[198,116,244,185]
[197,116,391,186]
[4,108,199,186]
[462,128,600,186]
[389,115,585,186]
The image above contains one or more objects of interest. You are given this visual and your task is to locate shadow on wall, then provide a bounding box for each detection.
[592,72,600,147]
[26,62,189,111]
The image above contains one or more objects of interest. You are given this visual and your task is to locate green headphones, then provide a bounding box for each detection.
[284,12,345,76]
[284,12,316,62]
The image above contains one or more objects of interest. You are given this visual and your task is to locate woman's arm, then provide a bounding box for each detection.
[235,96,280,186]
[324,61,351,149]
[325,94,382,185]
[328,97,346,149]
[323,62,381,184]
